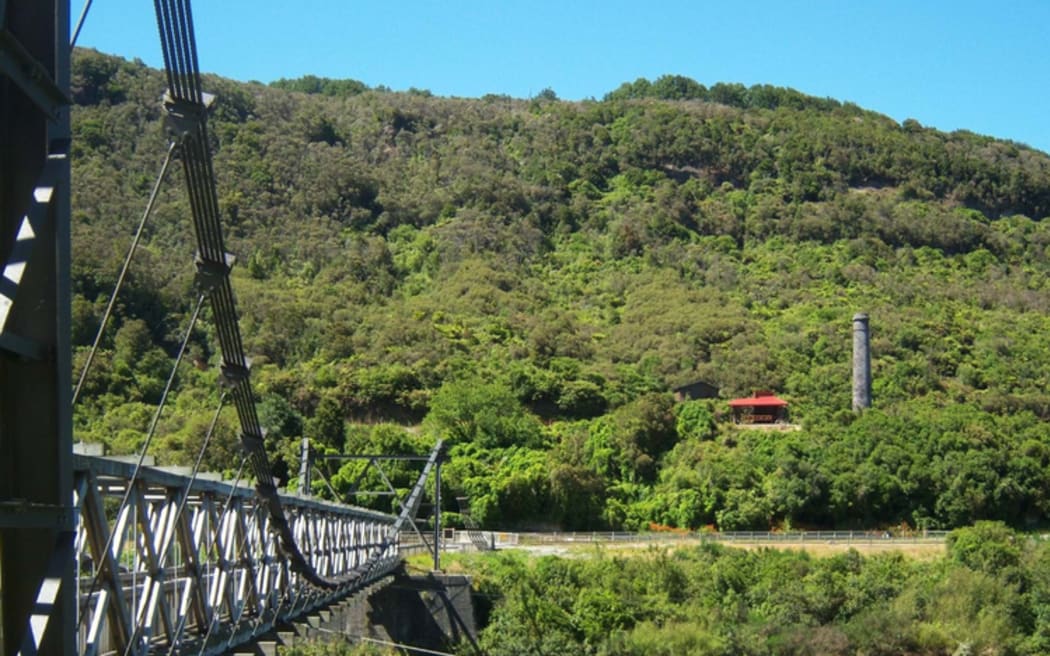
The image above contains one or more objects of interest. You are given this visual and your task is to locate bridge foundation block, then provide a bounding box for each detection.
[261,569,478,654]
[357,571,477,652]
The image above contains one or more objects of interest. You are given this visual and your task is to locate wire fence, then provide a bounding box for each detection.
[443,529,952,550]
[530,530,950,546]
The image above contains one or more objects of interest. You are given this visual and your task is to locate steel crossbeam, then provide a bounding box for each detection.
[72,454,408,656]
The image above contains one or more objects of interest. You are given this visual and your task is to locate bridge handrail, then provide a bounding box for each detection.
[74,454,395,522]
[73,452,411,656]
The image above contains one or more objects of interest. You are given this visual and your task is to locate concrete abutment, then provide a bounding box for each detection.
[239,568,478,655]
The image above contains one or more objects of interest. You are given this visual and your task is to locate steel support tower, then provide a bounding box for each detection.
[0,2,73,656]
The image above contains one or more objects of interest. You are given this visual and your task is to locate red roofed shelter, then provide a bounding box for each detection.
[729,390,789,424]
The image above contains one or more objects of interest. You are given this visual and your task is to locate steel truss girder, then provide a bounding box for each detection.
[73,455,402,656]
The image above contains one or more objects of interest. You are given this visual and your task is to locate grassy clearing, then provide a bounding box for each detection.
[411,536,947,572]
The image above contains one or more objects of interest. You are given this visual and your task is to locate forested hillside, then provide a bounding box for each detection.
[70,49,1050,532]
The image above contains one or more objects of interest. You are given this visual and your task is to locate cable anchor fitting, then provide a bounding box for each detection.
[239,430,266,453]
[218,358,251,389]
[194,251,236,295]
[162,89,216,139]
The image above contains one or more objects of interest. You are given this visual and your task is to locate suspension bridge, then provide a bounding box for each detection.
[1,2,450,655]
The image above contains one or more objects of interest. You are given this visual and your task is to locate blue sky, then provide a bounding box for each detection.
[77,1,1050,153]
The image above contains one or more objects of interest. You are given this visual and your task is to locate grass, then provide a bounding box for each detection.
[409,536,947,572]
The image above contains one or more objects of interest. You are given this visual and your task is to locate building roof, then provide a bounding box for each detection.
[672,380,720,400]
[728,394,789,407]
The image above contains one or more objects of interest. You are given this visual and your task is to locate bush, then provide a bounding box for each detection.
[946,521,1022,574]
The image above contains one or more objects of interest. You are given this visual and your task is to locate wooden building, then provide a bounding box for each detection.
[728,390,789,424]
[673,380,720,402]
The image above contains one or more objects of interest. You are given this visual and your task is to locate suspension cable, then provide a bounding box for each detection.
[149,0,444,598]
[309,463,341,500]
[159,388,229,563]
[157,391,228,653]
[69,0,94,49]
[187,455,259,656]
[123,390,228,655]
[141,292,206,455]
[151,0,328,588]
[220,520,275,654]
[72,140,179,406]
[167,453,249,656]
[173,391,229,526]
[76,292,206,635]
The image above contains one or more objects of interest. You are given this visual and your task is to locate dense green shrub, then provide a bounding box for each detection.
[70,50,1050,532]
[453,533,1050,656]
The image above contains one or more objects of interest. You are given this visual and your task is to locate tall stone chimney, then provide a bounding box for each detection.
[852,312,872,411]
[298,437,311,496]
